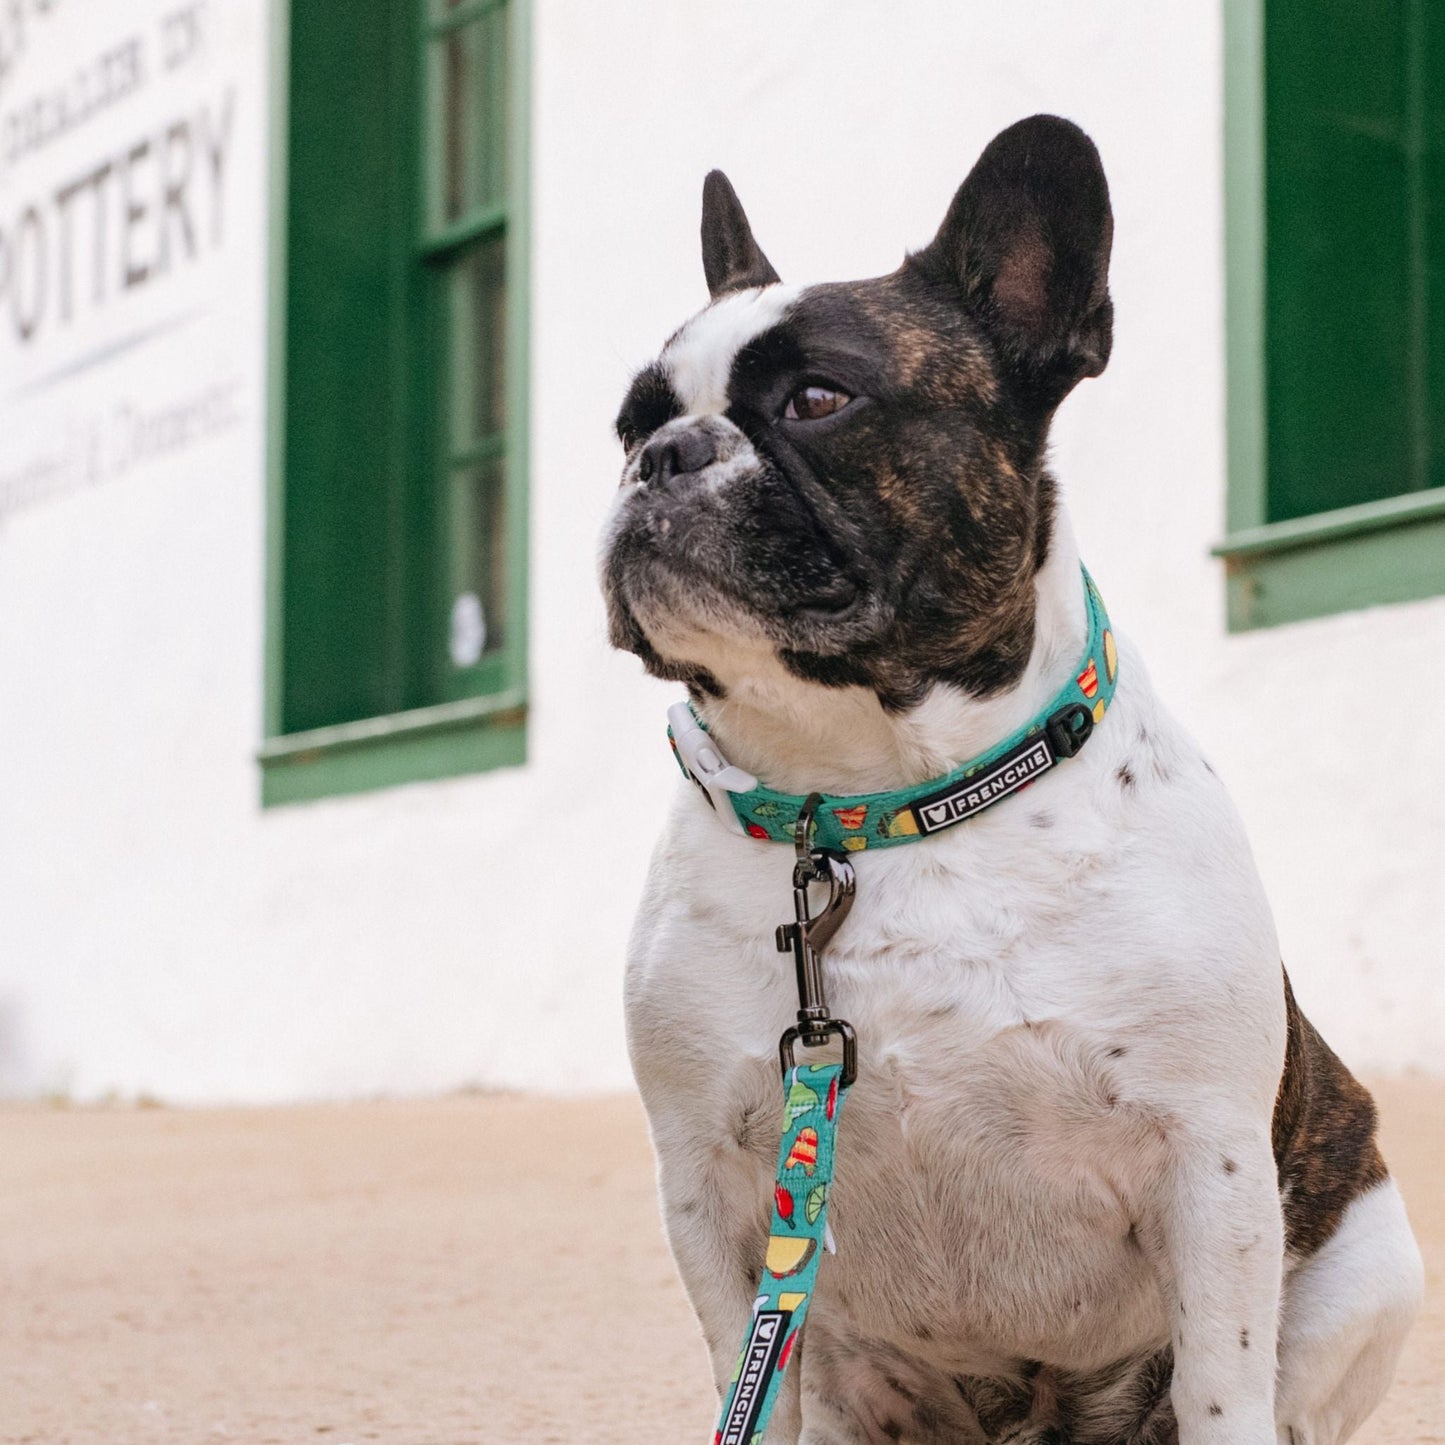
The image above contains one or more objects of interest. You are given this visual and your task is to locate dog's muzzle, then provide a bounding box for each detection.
[624,413,753,493]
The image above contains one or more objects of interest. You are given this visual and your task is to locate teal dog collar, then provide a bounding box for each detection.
[668,567,1118,851]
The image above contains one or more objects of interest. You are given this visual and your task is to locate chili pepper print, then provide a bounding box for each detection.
[774,1183,795,1223]
[745,822,771,840]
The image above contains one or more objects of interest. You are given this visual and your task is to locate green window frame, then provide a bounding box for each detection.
[1218,0,1445,631]
[261,0,529,805]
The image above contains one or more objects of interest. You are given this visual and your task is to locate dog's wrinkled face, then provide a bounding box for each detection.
[601,116,1114,712]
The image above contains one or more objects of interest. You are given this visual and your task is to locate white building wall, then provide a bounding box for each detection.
[0,0,1439,1103]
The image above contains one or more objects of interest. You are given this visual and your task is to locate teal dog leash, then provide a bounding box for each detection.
[714,804,856,1444]
[714,1059,849,1444]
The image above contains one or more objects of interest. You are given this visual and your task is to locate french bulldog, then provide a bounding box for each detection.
[600,116,1422,1445]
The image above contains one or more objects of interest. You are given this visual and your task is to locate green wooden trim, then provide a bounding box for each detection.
[261,0,530,805]
[1219,0,1445,631]
[261,702,527,806]
[501,0,531,701]
[260,688,525,760]
[389,0,428,718]
[1223,0,1267,537]
[449,432,506,468]
[425,0,506,39]
[1221,509,1445,631]
[1214,486,1445,558]
[263,0,292,740]
[419,202,508,260]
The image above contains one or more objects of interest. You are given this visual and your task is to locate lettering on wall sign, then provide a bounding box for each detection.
[0,1,67,107]
[2,34,144,169]
[0,377,243,520]
[0,88,234,343]
[0,0,249,522]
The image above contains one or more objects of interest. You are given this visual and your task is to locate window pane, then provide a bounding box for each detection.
[447,236,506,449]
[446,456,507,671]
[426,7,508,232]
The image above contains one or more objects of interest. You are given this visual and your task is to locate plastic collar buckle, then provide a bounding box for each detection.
[666,701,759,831]
[1045,701,1094,760]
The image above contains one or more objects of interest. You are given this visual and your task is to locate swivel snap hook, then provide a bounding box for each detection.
[776,793,858,1086]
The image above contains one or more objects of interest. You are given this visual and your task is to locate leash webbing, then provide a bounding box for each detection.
[713,1062,849,1445]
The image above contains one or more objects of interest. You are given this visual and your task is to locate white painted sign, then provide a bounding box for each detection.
[0,0,253,521]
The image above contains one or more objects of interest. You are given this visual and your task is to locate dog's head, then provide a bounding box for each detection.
[601,115,1112,713]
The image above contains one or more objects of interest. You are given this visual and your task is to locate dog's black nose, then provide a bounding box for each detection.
[637,426,719,487]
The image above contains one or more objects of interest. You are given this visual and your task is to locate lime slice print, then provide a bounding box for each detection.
[804,1183,828,1225]
[783,1079,819,1126]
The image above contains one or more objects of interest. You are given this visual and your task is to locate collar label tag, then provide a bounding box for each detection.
[719,1309,792,1444]
[909,735,1054,835]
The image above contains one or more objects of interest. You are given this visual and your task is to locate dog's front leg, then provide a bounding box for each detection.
[1159,1126,1284,1445]
[657,1155,804,1443]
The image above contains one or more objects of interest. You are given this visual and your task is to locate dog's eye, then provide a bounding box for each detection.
[784,385,852,422]
[616,419,639,451]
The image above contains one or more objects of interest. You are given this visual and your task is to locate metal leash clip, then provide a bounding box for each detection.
[776,793,858,1086]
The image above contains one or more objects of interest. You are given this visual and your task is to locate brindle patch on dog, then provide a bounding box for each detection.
[1272,969,1387,1258]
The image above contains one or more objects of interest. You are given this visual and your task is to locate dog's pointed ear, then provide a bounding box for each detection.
[701,170,781,299]
[913,115,1113,409]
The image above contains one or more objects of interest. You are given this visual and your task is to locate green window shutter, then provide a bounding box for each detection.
[1428,0,1445,478]
[1218,0,1445,629]
[264,0,528,802]
[281,0,427,733]
[1264,0,1418,521]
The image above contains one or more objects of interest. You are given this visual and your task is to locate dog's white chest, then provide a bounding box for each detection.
[625,681,1281,1376]
[798,992,1171,1371]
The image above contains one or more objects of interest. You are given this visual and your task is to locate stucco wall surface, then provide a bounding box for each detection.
[0,0,1440,1101]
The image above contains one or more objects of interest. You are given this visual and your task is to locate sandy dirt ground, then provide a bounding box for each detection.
[0,1080,1439,1445]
